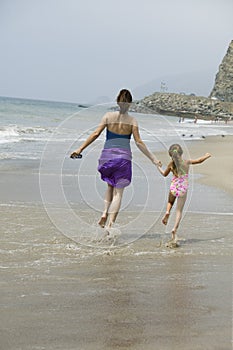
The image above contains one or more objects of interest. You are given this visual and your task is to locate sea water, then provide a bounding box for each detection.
[1,95,233,161]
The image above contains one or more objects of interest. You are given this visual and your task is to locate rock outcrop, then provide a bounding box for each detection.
[132,92,233,120]
[210,40,233,102]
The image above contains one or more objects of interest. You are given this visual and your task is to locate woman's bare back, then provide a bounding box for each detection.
[104,112,136,135]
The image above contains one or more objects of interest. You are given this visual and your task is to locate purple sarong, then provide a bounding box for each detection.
[98,148,132,188]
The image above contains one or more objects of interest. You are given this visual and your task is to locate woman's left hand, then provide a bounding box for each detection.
[152,159,162,167]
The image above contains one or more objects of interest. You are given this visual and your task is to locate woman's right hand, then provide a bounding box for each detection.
[70,151,82,159]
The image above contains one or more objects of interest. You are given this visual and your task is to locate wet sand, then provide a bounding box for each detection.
[0,137,233,350]
[0,204,232,350]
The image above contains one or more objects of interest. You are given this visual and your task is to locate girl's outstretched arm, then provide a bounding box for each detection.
[189,153,211,165]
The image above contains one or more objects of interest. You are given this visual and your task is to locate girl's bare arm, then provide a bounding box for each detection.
[157,162,172,177]
[189,153,211,165]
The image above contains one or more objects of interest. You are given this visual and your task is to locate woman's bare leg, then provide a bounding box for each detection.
[171,193,187,240]
[106,187,124,228]
[98,184,113,227]
[162,192,176,225]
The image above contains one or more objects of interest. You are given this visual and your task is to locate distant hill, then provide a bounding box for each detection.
[90,96,111,105]
[132,70,216,100]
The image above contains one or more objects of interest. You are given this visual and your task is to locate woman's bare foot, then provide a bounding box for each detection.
[98,215,108,228]
[162,212,170,225]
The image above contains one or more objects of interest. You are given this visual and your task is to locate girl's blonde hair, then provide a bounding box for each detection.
[169,144,183,176]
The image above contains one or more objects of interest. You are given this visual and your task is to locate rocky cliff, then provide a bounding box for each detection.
[132,41,233,119]
[210,40,233,102]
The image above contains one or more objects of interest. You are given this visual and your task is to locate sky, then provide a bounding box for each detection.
[0,0,232,104]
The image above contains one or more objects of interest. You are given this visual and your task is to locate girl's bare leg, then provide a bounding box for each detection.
[171,193,187,240]
[162,192,176,225]
[106,187,124,228]
[98,184,113,227]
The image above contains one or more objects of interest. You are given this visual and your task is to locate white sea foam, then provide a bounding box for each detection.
[1,98,233,162]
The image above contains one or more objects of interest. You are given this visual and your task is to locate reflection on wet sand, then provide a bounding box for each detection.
[0,206,232,349]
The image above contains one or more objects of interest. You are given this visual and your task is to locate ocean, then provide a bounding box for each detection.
[1,95,233,161]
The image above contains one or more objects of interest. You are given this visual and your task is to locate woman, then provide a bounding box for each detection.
[71,89,161,230]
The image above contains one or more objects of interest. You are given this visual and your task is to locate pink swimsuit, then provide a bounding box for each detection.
[170,174,188,197]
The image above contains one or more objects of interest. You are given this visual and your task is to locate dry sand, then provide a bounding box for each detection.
[157,135,233,197]
[189,135,233,196]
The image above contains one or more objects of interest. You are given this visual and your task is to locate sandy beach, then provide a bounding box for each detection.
[186,135,233,196]
[157,134,233,197]
[0,135,232,350]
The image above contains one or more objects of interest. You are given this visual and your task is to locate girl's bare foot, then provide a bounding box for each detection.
[98,215,108,228]
[162,212,170,225]
[105,221,113,231]
[171,229,176,241]
[165,230,178,248]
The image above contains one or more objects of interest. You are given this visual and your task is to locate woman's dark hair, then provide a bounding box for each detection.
[117,89,132,114]
[168,144,183,176]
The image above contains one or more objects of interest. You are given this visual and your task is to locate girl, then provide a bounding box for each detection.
[157,144,211,242]
[71,89,161,230]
